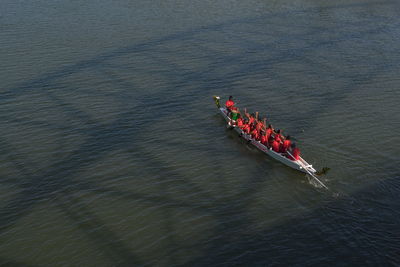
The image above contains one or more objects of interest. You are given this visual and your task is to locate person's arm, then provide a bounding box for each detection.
[262,118,267,130]
[244,108,251,119]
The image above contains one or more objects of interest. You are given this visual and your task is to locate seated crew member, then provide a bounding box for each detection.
[280,135,292,153]
[266,124,274,140]
[250,121,257,132]
[260,131,268,145]
[237,115,244,128]
[244,110,256,126]
[251,127,259,140]
[242,120,251,134]
[288,143,300,160]
[272,138,281,153]
[274,129,283,143]
[268,134,275,147]
[250,114,256,125]
[262,118,267,130]
[256,119,264,132]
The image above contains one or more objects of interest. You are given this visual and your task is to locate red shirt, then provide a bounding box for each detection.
[266,128,273,139]
[243,124,250,134]
[249,117,255,125]
[274,133,282,143]
[260,134,268,145]
[251,129,259,140]
[268,136,274,146]
[256,121,263,131]
[225,100,234,109]
[281,139,291,152]
[291,148,300,160]
[237,118,244,128]
[272,140,281,152]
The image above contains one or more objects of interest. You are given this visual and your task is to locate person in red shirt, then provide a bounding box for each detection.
[268,134,274,147]
[289,143,300,160]
[256,120,264,132]
[242,120,251,134]
[237,115,244,128]
[248,115,255,126]
[280,135,292,153]
[251,128,260,140]
[260,131,268,146]
[225,96,234,111]
[272,139,281,153]
[274,129,283,143]
[266,124,273,140]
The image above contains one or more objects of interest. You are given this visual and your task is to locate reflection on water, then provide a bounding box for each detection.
[0,0,399,265]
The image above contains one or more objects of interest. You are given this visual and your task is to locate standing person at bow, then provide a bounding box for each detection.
[225,96,235,118]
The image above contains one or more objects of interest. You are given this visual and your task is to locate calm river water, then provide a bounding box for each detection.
[1,0,399,266]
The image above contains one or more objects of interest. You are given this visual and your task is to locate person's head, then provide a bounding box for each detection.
[286,135,291,140]
[268,124,272,129]
[276,129,281,134]
[229,96,233,100]
[251,113,255,117]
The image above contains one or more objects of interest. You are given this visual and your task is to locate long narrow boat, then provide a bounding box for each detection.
[213,96,328,189]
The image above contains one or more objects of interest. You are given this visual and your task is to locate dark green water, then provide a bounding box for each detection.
[1,0,399,266]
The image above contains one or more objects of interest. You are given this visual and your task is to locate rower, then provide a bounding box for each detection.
[260,130,268,145]
[237,115,244,128]
[288,143,300,160]
[251,127,260,140]
[272,138,281,153]
[242,119,251,134]
[266,124,273,140]
[274,129,283,143]
[280,135,292,153]
[268,134,275,148]
[244,109,256,126]
[256,119,264,132]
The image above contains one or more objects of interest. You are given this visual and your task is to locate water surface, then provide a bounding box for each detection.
[1,0,400,266]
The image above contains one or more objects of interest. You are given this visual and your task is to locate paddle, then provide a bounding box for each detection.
[287,151,329,190]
